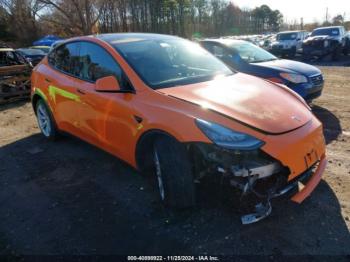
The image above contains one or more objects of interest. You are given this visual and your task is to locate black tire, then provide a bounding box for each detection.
[153,136,195,208]
[343,48,349,56]
[289,47,296,59]
[35,99,58,140]
[302,54,310,61]
[332,47,341,61]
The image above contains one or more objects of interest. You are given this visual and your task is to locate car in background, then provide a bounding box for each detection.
[31,33,327,224]
[200,39,324,102]
[30,46,50,54]
[271,30,308,57]
[0,45,32,104]
[259,34,276,51]
[302,26,349,60]
[16,48,46,66]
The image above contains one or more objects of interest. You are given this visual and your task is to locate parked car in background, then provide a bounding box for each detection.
[258,34,276,51]
[271,30,308,57]
[30,46,50,54]
[31,33,326,224]
[302,26,349,60]
[200,39,324,102]
[0,45,32,104]
[16,48,46,66]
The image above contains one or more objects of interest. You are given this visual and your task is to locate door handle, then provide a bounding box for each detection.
[77,88,86,95]
[45,78,52,83]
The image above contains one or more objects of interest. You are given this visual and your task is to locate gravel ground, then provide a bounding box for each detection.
[0,67,349,256]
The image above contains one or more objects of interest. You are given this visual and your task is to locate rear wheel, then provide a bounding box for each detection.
[153,136,196,208]
[36,100,58,140]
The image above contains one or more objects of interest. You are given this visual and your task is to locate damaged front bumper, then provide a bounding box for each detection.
[190,143,327,224]
[241,155,326,224]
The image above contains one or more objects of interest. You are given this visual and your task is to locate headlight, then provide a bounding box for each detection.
[324,40,329,47]
[280,73,308,84]
[195,119,264,150]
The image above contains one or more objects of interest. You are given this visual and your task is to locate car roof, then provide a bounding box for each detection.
[314,26,343,30]
[95,33,182,45]
[0,48,14,52]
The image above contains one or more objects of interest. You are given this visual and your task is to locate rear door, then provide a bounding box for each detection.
[45,42,83,136]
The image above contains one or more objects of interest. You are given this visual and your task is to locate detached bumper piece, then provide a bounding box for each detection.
[241,201,272,225]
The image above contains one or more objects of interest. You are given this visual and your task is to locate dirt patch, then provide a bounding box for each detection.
[0,67,349,255]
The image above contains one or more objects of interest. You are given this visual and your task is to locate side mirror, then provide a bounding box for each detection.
[95,76,121,92]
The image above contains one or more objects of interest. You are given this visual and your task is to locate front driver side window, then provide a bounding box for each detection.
[78,42,122,83]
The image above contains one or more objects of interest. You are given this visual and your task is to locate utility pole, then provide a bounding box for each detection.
[325,7,329,23]
[300,17,304,30]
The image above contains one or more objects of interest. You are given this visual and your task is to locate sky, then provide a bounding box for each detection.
[231,0,350,24]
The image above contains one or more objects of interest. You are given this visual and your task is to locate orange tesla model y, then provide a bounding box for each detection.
[31,33,326,224]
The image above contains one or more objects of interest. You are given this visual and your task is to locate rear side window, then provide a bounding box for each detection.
[48,43,80,76]
[78,42,122,83]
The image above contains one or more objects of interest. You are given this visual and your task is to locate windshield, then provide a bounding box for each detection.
[228,41,277,63]
[113,38,232,89]
[18,49,45,56]
[33,47,49,54]
[277,33,297,41]
[311,28,339,36]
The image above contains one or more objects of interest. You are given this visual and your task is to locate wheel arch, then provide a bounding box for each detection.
[31,88,49,114]
[31,93,42,113]
[135,129,182,172]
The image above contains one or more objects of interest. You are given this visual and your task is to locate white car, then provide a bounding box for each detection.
[271,31,308,57]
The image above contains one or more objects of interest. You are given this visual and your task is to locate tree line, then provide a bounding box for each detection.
[0,0,284,46]
[0,0,349,47]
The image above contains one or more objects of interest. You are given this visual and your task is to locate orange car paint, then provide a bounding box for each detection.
[31,35,326,204]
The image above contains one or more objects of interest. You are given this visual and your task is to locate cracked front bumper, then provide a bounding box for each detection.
[291,154,327,203]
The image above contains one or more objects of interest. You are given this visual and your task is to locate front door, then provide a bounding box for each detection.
[73,41,138,161]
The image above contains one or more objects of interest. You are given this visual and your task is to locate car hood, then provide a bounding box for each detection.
[158,73,312,135]
[253,59,321,76]
[304,35,338,42]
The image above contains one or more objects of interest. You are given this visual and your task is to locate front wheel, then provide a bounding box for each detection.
[36,100,58,140]
[289,47,296,58]
[153,136,196,208]
[332,47,341,61]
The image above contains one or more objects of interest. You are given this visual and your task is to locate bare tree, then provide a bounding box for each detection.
[38,0,106,34]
